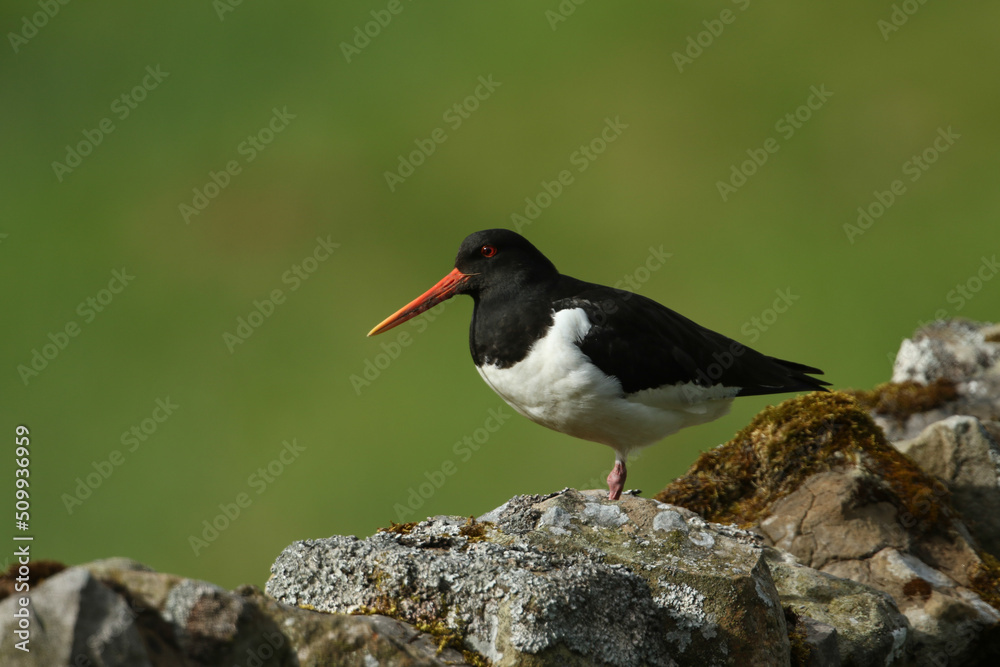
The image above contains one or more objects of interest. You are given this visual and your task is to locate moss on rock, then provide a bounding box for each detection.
[970,552,1000,613]
[378,521,418,535]
[458,516,493,543]
[847,378,958,422]
[655,391,950,533]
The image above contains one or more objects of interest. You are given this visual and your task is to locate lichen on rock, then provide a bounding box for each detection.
[267,489,791,666]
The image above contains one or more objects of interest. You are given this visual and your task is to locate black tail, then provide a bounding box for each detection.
[735,356,831,397]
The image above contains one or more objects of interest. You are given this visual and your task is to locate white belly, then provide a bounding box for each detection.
[475,308,737,456]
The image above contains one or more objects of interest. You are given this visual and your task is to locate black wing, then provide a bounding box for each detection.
[552,279,830,396]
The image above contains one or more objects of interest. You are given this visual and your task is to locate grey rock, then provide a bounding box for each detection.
[765,548,907,667]
[237,585,476,666]
[0,561,475,667]
[82,557,154,577]
[268,488,790,667]
[798,617,839,667]
[895,415,1000,558]
[0,567,151,667]
[880,320,1000,441]
[892,320,1000,386]
[161,578,252,664]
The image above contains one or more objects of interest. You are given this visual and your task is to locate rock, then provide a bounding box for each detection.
[237,586,477,667]
[267,489,790,666]
[793,615,839,667]
[657,391,1000,666]
[0,567,150,667]
[896,415,1000,558]
[854,319,1000,441]
[892,320,1000,386]
[766,548,908,667]
[0,559,476,667]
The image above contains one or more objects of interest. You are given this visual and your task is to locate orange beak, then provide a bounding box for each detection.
[367,267,471,336]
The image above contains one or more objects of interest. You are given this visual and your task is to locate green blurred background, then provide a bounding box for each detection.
[2,2,997,589]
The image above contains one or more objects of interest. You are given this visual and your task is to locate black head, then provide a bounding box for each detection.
[368,229,557,336]
[452,229,558,299]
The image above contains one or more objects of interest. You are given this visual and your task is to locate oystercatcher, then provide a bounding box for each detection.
[368,229,829,500]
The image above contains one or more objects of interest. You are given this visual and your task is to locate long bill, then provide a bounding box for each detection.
[367,267,470,336]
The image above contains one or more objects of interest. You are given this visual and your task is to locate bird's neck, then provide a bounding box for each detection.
[469,280,557,369]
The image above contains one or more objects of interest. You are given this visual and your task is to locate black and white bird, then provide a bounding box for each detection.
[368,229,829,500]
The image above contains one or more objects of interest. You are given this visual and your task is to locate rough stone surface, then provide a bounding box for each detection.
[796,616,839,667]
[238,585,476,667]
[267,489,790,667]
[892,320,1000,387]
[765,548,908,666]
[895,415,1000,559]
[753,428,1000,666]
[659,320,1000,666]
[0,558,474,667]
[0,566,150,667]
[878,319,1000,441]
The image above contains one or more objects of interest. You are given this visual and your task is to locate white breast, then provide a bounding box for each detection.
[475,308,738,457]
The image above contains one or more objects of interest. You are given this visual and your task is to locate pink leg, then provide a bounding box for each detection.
[607,459,627,500]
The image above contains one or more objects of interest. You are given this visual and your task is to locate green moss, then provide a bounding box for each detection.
[655,391,950,532]
[358,594,489,660]
[357,596,491,664]
[356,561,493,665]
[461,648,494,667]
[847,378,957,422]
[412,617,464,654]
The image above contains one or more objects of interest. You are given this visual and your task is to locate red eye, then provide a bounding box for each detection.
[480,244,497,257]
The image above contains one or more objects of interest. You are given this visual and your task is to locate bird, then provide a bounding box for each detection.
[368,229,829,500]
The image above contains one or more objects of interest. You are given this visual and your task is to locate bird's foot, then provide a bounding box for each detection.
[607,460,627,501]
